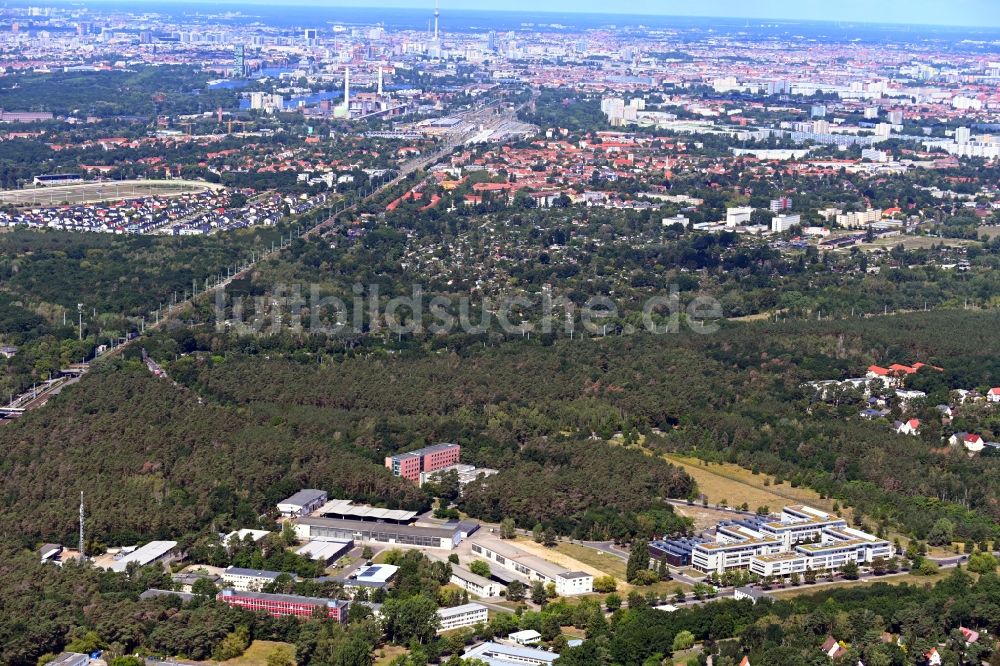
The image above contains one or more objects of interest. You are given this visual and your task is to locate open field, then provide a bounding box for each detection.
[374,645,408,665]
[517,539,691,594]
[555,542,628,581]
[663,454,851,519]
[768,572,939,599]
[513,537,608,579]
[661,454,957,556]
[220,641,295,666]
[0,178,221,207]
[670,503,745,531]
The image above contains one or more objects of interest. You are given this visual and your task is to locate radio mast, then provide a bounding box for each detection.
[79,491,85,561]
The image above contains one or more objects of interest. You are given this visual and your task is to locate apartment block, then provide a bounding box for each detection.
[385,443,461,482]
[437,602,489,632]
[216,589,348,622]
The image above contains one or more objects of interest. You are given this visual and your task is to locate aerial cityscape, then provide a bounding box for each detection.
[1,1,999,665]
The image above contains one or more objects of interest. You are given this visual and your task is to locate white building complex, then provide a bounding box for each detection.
[836,209,882,228]
[464,642,559,666]
[222,566,285,591]
[437,602,489,632]
[691,505,893,576]
[469,536,593,595]
[106,541,178,573]
[450,565,506,598]
[277,489,329,517]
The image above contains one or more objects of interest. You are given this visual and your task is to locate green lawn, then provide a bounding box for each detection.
[767,572,939,599]
[220,641,296,666]
[555,542,627,580]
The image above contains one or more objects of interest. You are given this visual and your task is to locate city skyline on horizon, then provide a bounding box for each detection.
[91,0,1000,30]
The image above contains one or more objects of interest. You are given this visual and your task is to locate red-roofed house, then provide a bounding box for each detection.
[896,419,921,436]
[925,647,942,666]
[867,362,942,387]
[987,388,1000,404]
[821,636,847,659]
[950,432,985,453]
[959,627,979,645]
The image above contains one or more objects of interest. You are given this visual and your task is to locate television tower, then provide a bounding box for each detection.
[78,491,85,561]
[433,0,440,41]
[343,67,351,115]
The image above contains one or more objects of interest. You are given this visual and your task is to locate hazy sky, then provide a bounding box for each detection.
[218,0,998,28]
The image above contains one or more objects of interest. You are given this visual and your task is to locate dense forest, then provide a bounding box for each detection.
[139,306,1000,543]
[0,66,240,118]
[0,350,694,546]
[3,306,998,550]
[0,226,291,396]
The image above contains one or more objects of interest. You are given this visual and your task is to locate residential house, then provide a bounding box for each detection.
[821,636,847,659]
[925,647,942,666]
[950,432,985,453]
[959,627,980,645]
[895,419,921,436]
[988,388,1000,404]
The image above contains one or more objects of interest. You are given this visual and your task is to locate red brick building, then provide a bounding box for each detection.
[216,589,348,622]
[385,443,461,482]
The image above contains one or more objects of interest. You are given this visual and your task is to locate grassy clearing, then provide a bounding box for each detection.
[372,550,395,564]
[374,645,409,666]
[663,454,850,519]
[512,538,608,579]
[220,641,296,666]
[768,572,940,599]
[662,454,951,556]
[554,542,628,581]
[670,504,743,531]
[648,578,694,595]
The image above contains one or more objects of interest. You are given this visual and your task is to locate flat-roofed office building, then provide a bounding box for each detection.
[469,536,593,595]
[437,602,488,632]
[296,516,467,550]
